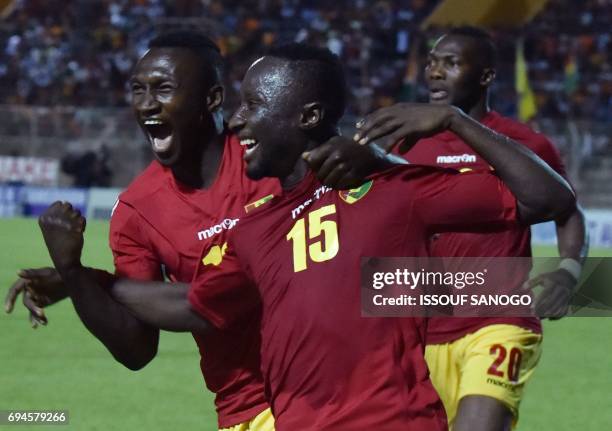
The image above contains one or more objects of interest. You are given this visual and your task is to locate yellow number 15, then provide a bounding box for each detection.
[286,204,339,272]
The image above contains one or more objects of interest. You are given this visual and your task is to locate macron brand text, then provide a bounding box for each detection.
[436,154,477,164]
[197,218,239,241]
[291,185,332,219]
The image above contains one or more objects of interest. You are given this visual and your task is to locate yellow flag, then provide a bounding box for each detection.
[515,41,537,122]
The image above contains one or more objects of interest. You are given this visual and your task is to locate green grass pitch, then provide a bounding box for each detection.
[1,217,611,430]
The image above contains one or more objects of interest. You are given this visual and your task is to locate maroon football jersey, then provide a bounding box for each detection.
[189,164,520,430]
[405,111,567,343]
[109,132,280,427]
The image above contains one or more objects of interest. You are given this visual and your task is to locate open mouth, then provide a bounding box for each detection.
[143,119,173,155]
[240,138,260,159]
[429,89,449,101]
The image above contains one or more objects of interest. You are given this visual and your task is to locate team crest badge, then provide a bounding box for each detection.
[244,194,274,213]
[339,180,373,204]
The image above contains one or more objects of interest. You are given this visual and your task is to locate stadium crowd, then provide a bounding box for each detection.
[0,0,610,121]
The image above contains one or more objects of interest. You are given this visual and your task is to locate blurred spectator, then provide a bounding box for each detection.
[61,144,112,187]
[0,0,609,122]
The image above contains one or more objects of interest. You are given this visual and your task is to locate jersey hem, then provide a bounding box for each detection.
[426,317,542,345]
[217,402,270,428]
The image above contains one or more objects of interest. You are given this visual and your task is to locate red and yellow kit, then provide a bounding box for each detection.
[405,110,566,342]
[109,132,279,428]
[405,111,568,421]
[189,164,521,431]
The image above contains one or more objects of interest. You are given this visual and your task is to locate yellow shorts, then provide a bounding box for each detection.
[219,408,275,431]
[425,324,542,426]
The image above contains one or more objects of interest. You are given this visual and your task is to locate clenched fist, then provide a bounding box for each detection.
[38,201,86,276]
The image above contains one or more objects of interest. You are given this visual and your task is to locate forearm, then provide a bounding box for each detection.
[448,110,575,222]
[61,267,159,370]
[556,205,589,262]
[108,279,209,333]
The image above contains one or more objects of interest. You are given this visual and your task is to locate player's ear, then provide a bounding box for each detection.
[300,102,324,130]
[206,84,225,112]
[205,85,225,134]
[480,68,496,87]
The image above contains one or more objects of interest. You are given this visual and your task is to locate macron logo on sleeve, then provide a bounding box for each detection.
[436,154,477,164]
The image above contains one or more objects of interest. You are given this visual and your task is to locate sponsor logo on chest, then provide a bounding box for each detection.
[291,185,332,219]
[436,154,477,164]
[197,218,239,241]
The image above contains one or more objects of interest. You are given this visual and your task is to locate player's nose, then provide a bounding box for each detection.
[228,107,246,132]
[136,90,161,116]
[428,63,445,81]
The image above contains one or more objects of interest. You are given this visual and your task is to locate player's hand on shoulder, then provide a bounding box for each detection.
[304,136,399,189]
[353,103,459,153]
[526,268,577,320]
[39,201,86,275]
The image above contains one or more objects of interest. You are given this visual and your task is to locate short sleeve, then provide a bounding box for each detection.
[525,134,567,179]
[414,170,518,231]
[109,200,163,281]
[188,243,259,330]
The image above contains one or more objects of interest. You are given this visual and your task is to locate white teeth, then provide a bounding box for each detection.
[240,138,257,147]
[144,120,163,125]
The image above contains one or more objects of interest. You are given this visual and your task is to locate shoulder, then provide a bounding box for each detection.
[490,112,565,174]
[371,163,459,183]
[111,161,169,230]
[490,112,557,154]
[118,161,169,207]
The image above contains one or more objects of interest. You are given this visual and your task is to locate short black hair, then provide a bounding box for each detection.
[265,43,347,125]
[148,30,223,85]
[447,26,497,68]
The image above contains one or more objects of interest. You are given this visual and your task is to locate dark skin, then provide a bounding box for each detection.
[354,33,587,430]
[35,54,574,338]
[129,47,226,188]
[231,57,396,189]
[5,50,399,352]
[30,55,403,336]
[32,53,577,430]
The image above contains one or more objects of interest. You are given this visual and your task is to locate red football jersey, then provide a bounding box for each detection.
[109,132,280,427]
[189,165,520,430]
[404,111,567,343]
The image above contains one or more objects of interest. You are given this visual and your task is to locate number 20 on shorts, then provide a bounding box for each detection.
[488,344,523,382]
[287,204,339,272]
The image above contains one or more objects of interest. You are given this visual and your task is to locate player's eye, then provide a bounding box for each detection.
[446,58,460,67]
[157,84,175,93]
[130,83,144,94]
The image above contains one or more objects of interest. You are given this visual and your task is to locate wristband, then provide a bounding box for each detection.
[558,258,582,282]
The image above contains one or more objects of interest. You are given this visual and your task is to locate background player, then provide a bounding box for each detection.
[4,31,397,431]
[36,44,575,430]
[353,26,588,430]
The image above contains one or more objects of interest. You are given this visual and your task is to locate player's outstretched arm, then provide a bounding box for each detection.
[354,103,576,223]
[38,202,160,370]
[108,280,209,333]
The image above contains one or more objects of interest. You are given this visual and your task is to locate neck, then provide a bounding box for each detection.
[464,92,490,121]
[280,128,338,190]
[171,127,225,189]
[280,157,309,190]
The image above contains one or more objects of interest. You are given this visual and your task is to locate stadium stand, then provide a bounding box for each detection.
[0,0,609,204]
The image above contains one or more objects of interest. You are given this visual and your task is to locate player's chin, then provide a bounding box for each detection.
[428,97,450,105]
[153,144,181,167]
[245,163,267,181]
